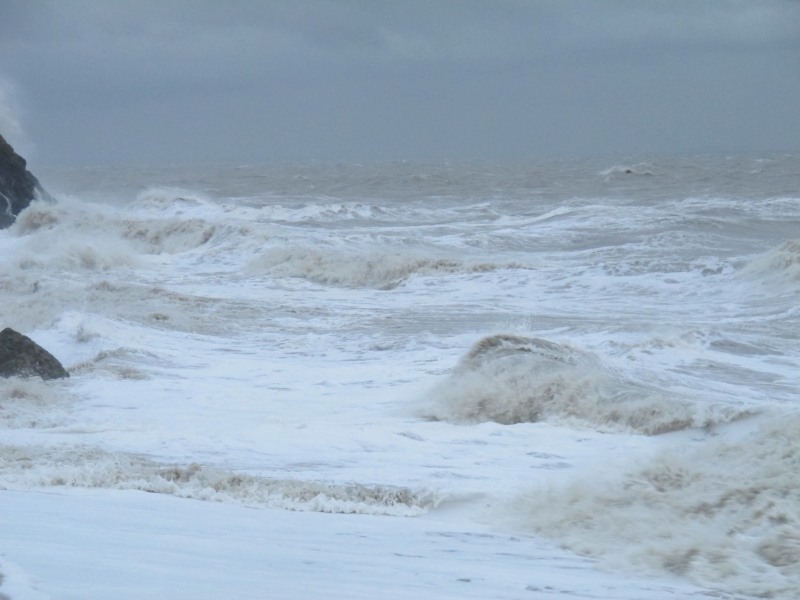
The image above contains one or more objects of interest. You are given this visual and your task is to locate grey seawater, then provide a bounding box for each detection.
[35,154,800,392]
[5,154,800,597]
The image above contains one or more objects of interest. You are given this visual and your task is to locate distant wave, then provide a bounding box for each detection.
[0,444,441,517]
[252,199,502,227]
[258,202,392,223]
[599,164,654,179]
[511,413,800,598]
[130,186,212,211]
[421,335,749,435]
[245,247,526,289]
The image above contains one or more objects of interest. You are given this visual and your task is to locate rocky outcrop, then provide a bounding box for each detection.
[0,134,46,228]
[0,328,69,380]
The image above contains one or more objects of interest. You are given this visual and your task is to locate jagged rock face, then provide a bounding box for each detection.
[0,133,44,228]
[0,328,69,380]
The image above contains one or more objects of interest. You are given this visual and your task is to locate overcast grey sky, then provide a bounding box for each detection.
[1,0,799,165]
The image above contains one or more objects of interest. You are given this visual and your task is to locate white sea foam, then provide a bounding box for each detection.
[0,444,440,516]
[510,414,800,598]
[0,273,260,335]
[0,556,51,600]
[0,378,72,429]
[18,243,137,272]
[422,335,748,435]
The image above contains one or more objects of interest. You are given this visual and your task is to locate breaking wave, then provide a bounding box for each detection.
[421,335,748,435]
[742,239,800,281]
[511,413,800,598]
[0,444,440,517]
[245,247,521,289]
[11,198,219,257]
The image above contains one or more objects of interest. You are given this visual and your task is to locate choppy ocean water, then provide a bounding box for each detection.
[1,156,800,599]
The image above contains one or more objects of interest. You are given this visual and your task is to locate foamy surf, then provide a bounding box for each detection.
[509,413,800,598]
[0,444,441,516]
[0,377,72,430]
[421,335,750,435]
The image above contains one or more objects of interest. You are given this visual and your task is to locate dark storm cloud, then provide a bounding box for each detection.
[1,0,799,164]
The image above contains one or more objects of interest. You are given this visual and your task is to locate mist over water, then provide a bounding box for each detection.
[3,155,800,597]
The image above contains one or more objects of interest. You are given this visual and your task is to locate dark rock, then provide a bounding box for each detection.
[0,134,48,229]
[0,328,69,380]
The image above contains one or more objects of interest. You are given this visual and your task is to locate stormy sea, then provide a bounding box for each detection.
[1,155,799,599]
